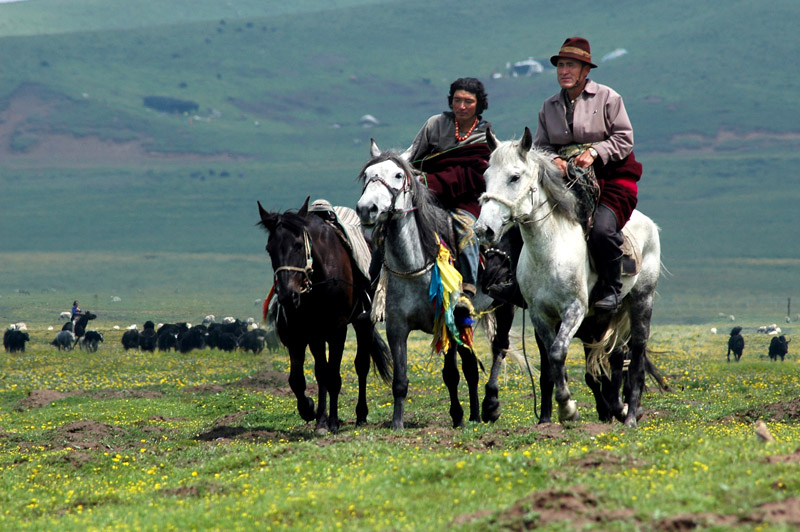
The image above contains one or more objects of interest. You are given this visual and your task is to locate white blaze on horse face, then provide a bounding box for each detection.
[357,159,407,225]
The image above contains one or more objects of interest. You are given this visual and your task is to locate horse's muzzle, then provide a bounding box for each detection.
[474,221,497,245]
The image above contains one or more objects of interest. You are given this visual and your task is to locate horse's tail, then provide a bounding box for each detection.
[643,350,670,392]
[370,325,393,384]
[585,310,631,378]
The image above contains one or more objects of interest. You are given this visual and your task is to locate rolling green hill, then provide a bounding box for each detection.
[1,0,799,325]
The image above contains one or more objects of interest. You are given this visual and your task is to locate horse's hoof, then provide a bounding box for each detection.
[558,400,579,422]
[624,417,638,428]
[481,396,501,423]
[298,398,316,422]
[315,426,329,437]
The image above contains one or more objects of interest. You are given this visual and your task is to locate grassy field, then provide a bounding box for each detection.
[1,320,799,531]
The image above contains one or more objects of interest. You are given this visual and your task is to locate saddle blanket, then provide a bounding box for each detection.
[620,226,641,276]
[309,200,372,280]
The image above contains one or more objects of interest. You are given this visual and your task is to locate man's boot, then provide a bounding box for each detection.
[590,205,624,313]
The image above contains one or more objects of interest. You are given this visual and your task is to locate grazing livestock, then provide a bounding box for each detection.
[139,321,157,352]
[4,328,31,353]
[758,324,782,335]
[81,330,104,352]
[179,326,207,353]
[121,329,140,350]
[727,326,744,362]
[157,330,179,352]
[51,330,76,351]
[239,329,266,354]
[768,335,790,362]
[63,311,97,348]
[217,332,238,352]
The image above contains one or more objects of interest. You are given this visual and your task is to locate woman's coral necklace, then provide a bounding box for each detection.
[454,117,478,141]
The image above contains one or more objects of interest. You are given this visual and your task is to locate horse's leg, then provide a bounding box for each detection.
[308,338,330,432]
[458,344,480,424]
[352,317,372,425]
[536,330,555,424]
[324,327,346,434]
[443,345,464,428]
[547,300,584,423]
[598,347,627,422]
[482,303,514,423]
[287,343,315,423]
[623,293,654,428]
[387,325,410,430]
[583,343,611,422]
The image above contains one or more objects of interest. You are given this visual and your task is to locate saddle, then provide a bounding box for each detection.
[308,200,372,280]
[564,159,641,277]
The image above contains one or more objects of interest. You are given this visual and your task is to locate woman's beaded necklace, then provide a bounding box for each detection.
[454,117,478,141]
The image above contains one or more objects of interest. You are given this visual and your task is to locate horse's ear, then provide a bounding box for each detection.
[370,138,381,158]
[486,127,498,152]
[519,126,533,156]
[298,196,310,217]
[257,200,275,232]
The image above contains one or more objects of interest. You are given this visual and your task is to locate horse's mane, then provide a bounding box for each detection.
[358,151,454,259]
[491,142,580,224]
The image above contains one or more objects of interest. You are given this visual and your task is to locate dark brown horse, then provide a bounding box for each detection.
[257,197,391,434]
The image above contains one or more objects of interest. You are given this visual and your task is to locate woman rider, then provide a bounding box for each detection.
[403,77,492,313]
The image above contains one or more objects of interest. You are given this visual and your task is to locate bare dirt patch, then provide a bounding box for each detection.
[453,485,636,529]
[767,446,800,464]
[52,420,128,451]
[15,389,79,410]
[738,398,800,422]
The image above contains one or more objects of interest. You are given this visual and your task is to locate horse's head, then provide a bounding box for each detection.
[356,139,416,227]
[258,198,314,310]
[476,127,563,244]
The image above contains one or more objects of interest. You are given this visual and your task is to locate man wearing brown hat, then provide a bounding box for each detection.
[534,36,642,313]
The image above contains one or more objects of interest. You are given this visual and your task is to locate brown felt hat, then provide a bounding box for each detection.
[550,37,597,69]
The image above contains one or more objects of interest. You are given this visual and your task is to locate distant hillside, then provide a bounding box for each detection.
[1,0,799,324]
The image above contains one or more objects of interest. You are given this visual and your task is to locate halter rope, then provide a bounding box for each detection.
[273,229,314,293]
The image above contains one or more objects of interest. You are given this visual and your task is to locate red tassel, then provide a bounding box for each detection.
[262,284,275,323]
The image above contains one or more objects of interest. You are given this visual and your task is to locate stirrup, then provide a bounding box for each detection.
[594,293,619,313]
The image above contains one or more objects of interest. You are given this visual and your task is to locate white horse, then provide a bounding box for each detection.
[475,127,661,428]
[356,141,485,430]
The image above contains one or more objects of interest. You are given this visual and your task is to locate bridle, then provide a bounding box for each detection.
[480,179,552,226]
[273,228,314,294]
[360,163,417,220]
[362,162,436,278]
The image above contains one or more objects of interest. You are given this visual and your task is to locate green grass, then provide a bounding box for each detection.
[1,322,799,531]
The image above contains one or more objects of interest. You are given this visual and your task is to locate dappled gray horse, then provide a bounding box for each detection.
[475,127,661,428]
[356,141,481,430]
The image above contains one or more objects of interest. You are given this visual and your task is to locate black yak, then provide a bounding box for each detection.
[769,335,790,362]
[727,326,744,362]
[4,328,30,353]
[81,330,104,352]
[121,329,140,350]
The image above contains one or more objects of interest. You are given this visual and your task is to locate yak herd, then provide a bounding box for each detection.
[120,318,274,354]
[3,314,277,355]
[726,326,791,363]
[2,315,793,364]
